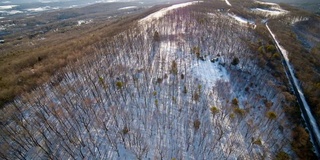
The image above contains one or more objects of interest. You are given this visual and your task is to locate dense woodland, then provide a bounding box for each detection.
[0,0,319,159]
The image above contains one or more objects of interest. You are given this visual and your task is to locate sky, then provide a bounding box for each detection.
[263,0,319,3]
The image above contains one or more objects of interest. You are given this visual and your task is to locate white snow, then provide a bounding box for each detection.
[255,1,279,7]
[118,6,138,10]
[77,19,93,26]
[0,10,23,15]
[251,8,288,16]
[288,16,309,24]
[225,0,231,6]
[267,24,320,156]
[0,5,18,10]
[68,5,79,8]
[26,6,52,12]
[39,0,52,3]
[139,1,202,23]
[191,60,229,89]
[227,13,256,28]
[252,0,289,17]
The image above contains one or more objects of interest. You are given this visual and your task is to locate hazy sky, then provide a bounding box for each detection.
[261,0,319,3]
[5,0,320,4]
[6,0,132,4]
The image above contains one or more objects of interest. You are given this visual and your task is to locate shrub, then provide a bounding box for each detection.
[192,46,200,58]
[155,99,158,107]
[264,100,273,108]
[193,119,201,130]
[258,46,265,53]
[170,60,178,75]
[231,57,239,66]
[234,107,246,116]
[116,81,123,89]
[266,111,277,120]
[275,151,290,160]
[193,92,200,101]
[156,78,163,83]
[210,106,219,115]
[272,52,281,60]
[230,113,235,119]
[232,98,239,106]
[266,44,276,53]
[183,86,187,94]
[252,139,262,146]
[122,126,129,135]
[153,31,160,41]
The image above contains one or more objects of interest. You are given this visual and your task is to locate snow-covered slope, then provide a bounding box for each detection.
[139,1,202,23]
[251,0,288,17]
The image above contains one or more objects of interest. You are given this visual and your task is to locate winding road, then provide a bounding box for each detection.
[266,23,320,157]
[223,0,320,155]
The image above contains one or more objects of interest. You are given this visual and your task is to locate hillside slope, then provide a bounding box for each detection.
[0,0,318,159]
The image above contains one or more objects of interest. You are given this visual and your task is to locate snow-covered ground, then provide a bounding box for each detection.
[77,19,93,26]
[225,0,231,6]
[0,1,295,159]
[0,5,18,10]
[139,1,202,23]
[191,60,229,89]
[0,23,15,30]
[251,0,288,17]
[227,13,256,28]
[251,8,288,17]
[0,9,22,15]
[118,6,138,10]
[25,6,58,12]
[255,0,279,7]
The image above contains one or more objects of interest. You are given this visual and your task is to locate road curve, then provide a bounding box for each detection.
[266,23,320,157]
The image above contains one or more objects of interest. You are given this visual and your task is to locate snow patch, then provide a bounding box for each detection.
[39,0,52,3]
[191,60,229,89]
[0,5,18,10]
[0,10,23,15]
[252,0,288,17]
[225,0,231,6]
[139,1,202,23]
[227,13,256,28]
[68,5,79,8]
[26,6,52,12]
[118,6,137,10]
[251,8,288,17]
[255,1,279,7]
[77,19,93,26]
[288,16,309,24]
